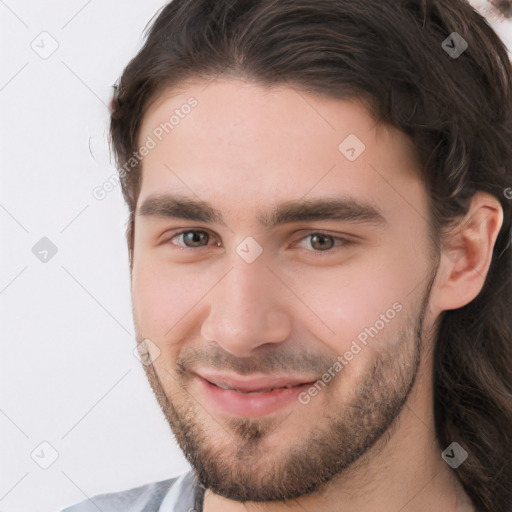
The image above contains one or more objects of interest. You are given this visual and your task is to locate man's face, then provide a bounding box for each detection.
[131,79,440,501]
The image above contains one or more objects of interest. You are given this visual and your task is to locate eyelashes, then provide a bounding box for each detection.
[164,229,354,255]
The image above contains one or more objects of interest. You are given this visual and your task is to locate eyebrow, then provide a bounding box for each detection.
[137,193,387,228]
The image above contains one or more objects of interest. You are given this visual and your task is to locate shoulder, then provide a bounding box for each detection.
[59,475,181,512]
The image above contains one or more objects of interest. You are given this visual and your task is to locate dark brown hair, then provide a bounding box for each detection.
[109,1,512,510]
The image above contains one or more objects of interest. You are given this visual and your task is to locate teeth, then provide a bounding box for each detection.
[241,388,273,394]
[215,383,232,390]
[215,383,296,393]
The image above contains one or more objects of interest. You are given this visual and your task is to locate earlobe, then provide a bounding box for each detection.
[433,192,504,312]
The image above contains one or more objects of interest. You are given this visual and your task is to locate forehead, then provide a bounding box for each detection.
[136,79,424,225]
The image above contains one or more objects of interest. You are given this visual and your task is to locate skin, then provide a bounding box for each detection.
[130,78,502,512]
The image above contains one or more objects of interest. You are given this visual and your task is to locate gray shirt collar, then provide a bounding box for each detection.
[159,470,205,511]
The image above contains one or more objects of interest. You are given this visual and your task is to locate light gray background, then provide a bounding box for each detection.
[0,2,191,512]
[0,1,510,512]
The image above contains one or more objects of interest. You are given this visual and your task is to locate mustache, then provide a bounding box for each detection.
[175,345,338,377]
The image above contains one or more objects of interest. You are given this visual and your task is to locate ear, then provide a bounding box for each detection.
[431,191,504,312]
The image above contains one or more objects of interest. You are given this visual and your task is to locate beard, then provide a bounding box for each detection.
[139,277,435,504]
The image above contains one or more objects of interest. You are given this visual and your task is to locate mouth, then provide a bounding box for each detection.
[210,381,303,394]
[193,370,319,393]
[193,372,319,417]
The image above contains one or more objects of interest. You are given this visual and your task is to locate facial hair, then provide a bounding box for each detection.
[140,278,435,503]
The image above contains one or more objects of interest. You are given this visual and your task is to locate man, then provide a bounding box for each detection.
[61,0,512,511]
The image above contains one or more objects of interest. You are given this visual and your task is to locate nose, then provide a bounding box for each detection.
[200,257,292,357]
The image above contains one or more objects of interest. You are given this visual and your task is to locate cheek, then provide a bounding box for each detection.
[131,259,222,343]
[131,262,192,339]
[293,259,411,357]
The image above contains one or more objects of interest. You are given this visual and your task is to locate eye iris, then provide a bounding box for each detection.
[184,231,208,247]
[310,234,334,251]
[178,232,336,250]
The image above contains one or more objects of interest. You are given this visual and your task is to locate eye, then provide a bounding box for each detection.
[296,232,353,253]
[168,229,217,248]
[163,229,353,254]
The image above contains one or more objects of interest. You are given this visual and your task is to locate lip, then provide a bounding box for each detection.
[194,374,316,417]
[193,370,318,393]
